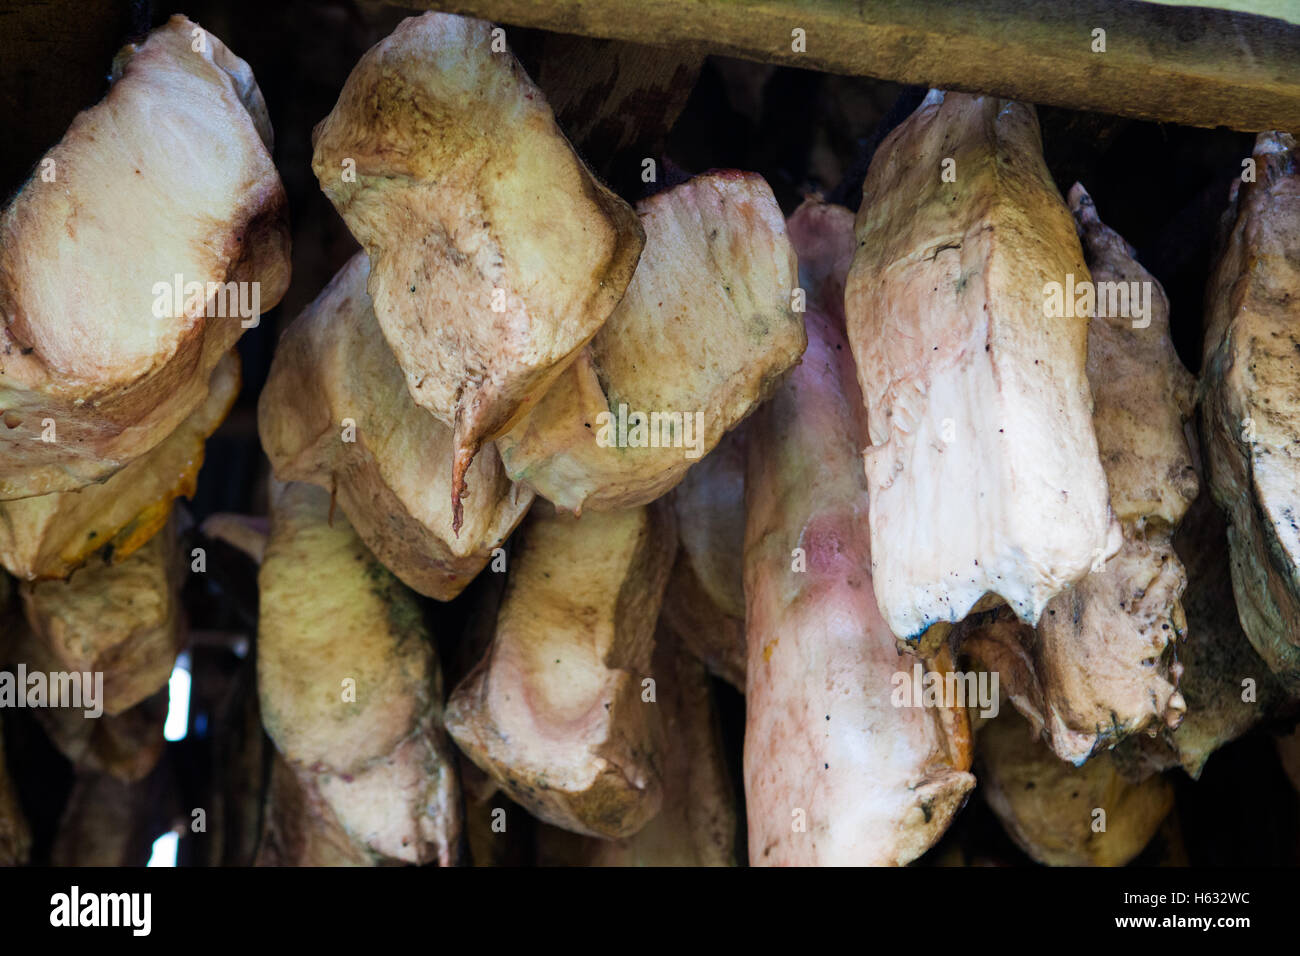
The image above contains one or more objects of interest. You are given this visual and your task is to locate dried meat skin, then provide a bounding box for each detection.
[1202,131,1300,693]
[445,503,674,839]
[743,199,973,866]
[967,185,1196,763]
[0,16,289,499]
[20,512,183,717]
[496,171,803,513]
[0,354,240,581]
[311,12,645,520]
[258,483,462,866]
[258,253,533,601]
[980,707,1173,867]
[534,631,735,866]
[845,90,1120,641]
[1113,485,1288,781]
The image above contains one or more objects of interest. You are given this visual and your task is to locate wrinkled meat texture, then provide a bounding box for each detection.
[20,513,182,716]
[1201,131,1300,693]
[1114,485,1288,780]
[311,12,644,520]
[446,502,675,839]
[662,427,747,689]
[963,185,1196,763]
[258,482,461,865]
[0,354,238,581]
[259,253,533,600]
[496,171,804,512]
[846,90,1120,640]
[979,707,1173,866]
[535,630,736,865]
[0,15,288,499]
[744,199,974,866]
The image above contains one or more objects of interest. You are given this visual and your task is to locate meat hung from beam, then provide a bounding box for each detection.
[445,502,675,839]
[0,354,240,582]
[258,482,462,866]
[258,252,533,601]
[495,170,805,513]
[311,12,645,527]
[533,628,737,866]
[743,198,974,866]
[978,707,1174,867]
[845,89,1121,644]
[18,512,184,719]
[960,184,1199,764]
[4,0,1300,876]
[1201,130,1300,695]
[0,15,289,500]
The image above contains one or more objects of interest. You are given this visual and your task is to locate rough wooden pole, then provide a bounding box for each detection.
[397,0,1300,132]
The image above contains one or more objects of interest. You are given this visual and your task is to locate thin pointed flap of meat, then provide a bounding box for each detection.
[979,707,1173,866]
[846,90,1120,641]
[535,629,736,865]
[0,15,289,500]
[21,512,182,717]
[258,252,534,601]
[0,353,239,582]
[662,426,747,689]
[310,12,645,516]
[1160,486,1286,777]
[445,502,675,839]
[0,716,30,865]
[1116,483,1290,781]
[1070,185,1198,528]
[496,171,804,513]
[1202,131,1300,693]
[744,199,974,866]
[258,482,461,865]
[974,185,1197,764]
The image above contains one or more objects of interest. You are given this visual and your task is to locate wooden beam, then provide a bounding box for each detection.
[396,0,1300,132]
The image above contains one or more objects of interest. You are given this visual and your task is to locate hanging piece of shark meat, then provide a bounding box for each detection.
[258,482,462,865]
[533,628,736,865]
[445,502,675,839]
[961,184,1197,764]
[259,252,533,601]
[1111,483,1288,782]
[979,707,1173,866]
[845,90,1120,643]
[0,353,239,582]
[0,15,289,500]
[20,512,183,717]
[1201,130,1300,694]
[743,199,974,866]
[311,12,645,527]
[496,170,803,514]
